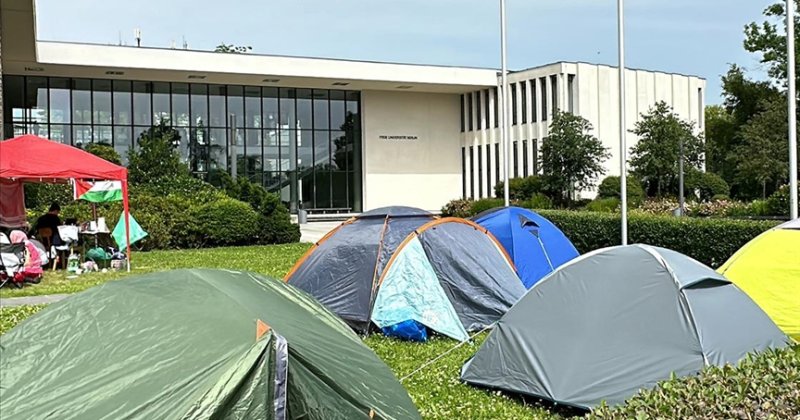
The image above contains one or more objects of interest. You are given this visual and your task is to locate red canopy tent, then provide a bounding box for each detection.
[0,134,132,271]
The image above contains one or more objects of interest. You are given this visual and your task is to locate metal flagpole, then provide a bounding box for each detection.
[788,0,798,219]
[618,0,628,244]
[501,0,510,207]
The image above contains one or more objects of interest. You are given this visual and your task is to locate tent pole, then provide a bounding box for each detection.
[122,180,131,272]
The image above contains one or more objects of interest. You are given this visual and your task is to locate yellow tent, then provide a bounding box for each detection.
[718,219,800,342]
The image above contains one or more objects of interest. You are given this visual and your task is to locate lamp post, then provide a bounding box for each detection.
[500,0,511,207]
[618,0,628,244]
[788,0,798,219]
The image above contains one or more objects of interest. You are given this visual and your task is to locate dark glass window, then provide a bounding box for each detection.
[330,91,346,131]
[484,89,491,128]
[540,77,548,121]
[313,89,329,130]
[190,84,208,127]
[551,75,559,114]
[209,85,227,127]
[262,87,279,129]
[533,139,539,174]
[91,79,112,126]
[467,93,473,131]
[476,91,483,130]
[25,77,48,125]
[171,83,190,127]
[486,144,492,196]
[245,86,261,128]
[296,89,313,130]
[531,81,538,123]
[469,146,475,199]
[523,140,529,177]
[568,75,576,113]
[477,145,483,197]
[460,95,465,133]
[113,80,132,126]
[521,81,528,124]
[495,142,500,187]
[72,79,91,124]
[511,83,518,125]
[152,82,170,124]
[461,147,467,198]
[513,140,519,178]
[493,87,499,128]
[132,81,152,126]
[227,85,244,127]
[50,78,71,124]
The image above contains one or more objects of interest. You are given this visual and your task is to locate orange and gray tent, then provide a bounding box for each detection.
[285,206,526,341]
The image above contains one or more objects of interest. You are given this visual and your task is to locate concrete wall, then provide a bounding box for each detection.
[361,90,462,211]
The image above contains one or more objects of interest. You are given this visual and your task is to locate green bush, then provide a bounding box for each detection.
[84,143,122,165]
[222,177,299,244]
[441,199,474,218]
[520,193,553,210]
[132,176,227,205]
[24,183,73,210]
[766,184,800,217]
[590,346,800,419]
[469,198,504,217]
[749,199,770,217]
[712,194,730,201]
[538,210,777,267]
[192,199,261,247]
[584,198,620,213]
[597,176,646,207]
[687,171,730,202]
[494,176,544,201]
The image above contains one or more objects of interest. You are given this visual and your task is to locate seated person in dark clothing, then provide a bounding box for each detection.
[33,202,63,246]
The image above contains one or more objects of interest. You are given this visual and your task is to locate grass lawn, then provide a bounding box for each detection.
[0,243,564,419]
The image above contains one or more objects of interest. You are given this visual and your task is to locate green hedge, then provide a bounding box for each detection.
[590,346,800,419]
[537,210,778,267]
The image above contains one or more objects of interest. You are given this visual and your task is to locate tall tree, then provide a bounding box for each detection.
[127,119,188,185]
[540,111,610,204]
[743,0,800,86]
[704,105,736,177]
[736,96,792,198]
[629,102,704,197]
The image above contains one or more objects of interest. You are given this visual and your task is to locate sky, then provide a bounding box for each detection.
[36,0,778,103]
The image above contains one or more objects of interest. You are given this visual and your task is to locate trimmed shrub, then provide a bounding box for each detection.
[132,176,227,205]
[766,184,800,217]
[597,176,645,207]
[584,198,620,213]
[687,172,730,202]
[222,177,299,244]
[191,198,261,247]
[441,199,474,218]
[590,346,800,419]
[24,183,73,210]
[520,193,553,210]
[537,210,777,267]
[494,176,544,201]
[470,198,504,217]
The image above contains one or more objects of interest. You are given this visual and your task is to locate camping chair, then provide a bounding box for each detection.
[37,227,57,270]
[0,242,27,289]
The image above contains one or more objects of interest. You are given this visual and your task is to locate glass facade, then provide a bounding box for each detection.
[2,75,363,212]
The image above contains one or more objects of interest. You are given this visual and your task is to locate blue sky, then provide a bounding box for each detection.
[37,0,776,103]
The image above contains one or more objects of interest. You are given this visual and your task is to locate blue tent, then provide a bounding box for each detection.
[474,207,579,288]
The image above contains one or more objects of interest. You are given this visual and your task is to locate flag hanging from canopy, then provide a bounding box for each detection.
[74,180,123,203]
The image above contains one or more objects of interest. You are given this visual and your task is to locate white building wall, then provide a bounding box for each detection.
[361,90,462,212]
[462,62,706,199]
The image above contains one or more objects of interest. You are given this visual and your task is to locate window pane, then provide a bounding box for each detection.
[314,130,330,169]
[280,129,296,171]
[209,85,226,127]
[209,127,228,170]
[462,147,467,198]
[172,83,190,126]
[540,77,548,121]
[245,86,261,128]
[92,79,112,125]
[190,84,208,127]
[279,88,295,129]
[299,170,313,210]
[467,93,473,131]
[264,130,279,172]
[133,82,152,126]
[262,87,279,129]
[5,76,24,126]
[521,81,528,124]
[25,76,48,124]
[114,126,132,164]
[133,126,148,148]
[331,130,347,171]
[50,78,71,124]
[513,140,519,178]
[315,168,331,209]
[113,80,132,125]
[72,125,92,147]
[296,89,312,130]
[49,124,70,144]
[330,91,345,131]
[345,99,359,131]
[72,79,91,124]
[153,82,170,124]
[227,85,244,127]
[189,126,209,172]
[297,130,313,170]
[313,89,329,130]
[511,83,518,125]
[551,75,559,113]
[29,123,48,138]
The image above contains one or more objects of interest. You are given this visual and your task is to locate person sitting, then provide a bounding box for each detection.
[9,230,44,281]
[33,202,63,246]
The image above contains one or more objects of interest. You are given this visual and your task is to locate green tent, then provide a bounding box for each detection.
[0,269,420,420]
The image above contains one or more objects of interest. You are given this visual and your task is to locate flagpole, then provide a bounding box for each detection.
[618,0,628,244]
[788,0,798,219]
[501,0,510,207]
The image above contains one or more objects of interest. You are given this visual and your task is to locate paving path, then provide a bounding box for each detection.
[299,221,341,244]
[1,293,70,308]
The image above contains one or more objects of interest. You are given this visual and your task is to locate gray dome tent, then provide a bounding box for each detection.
[460,245,788,410]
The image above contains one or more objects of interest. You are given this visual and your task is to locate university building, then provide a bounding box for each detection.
[0,0,705,213]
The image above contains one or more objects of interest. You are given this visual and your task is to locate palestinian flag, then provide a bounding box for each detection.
[74,180,123,203]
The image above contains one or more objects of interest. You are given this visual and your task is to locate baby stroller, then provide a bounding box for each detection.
[0,234,45,289]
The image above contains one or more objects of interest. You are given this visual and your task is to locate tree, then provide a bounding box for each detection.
[735,96,791,198]
[629,102,704,197]
[540,111,610,204]
[703,105,736,177]
[127,119,188,185]
[743,0,800,86]
[214,43,252,54]
[84,142,122,165]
